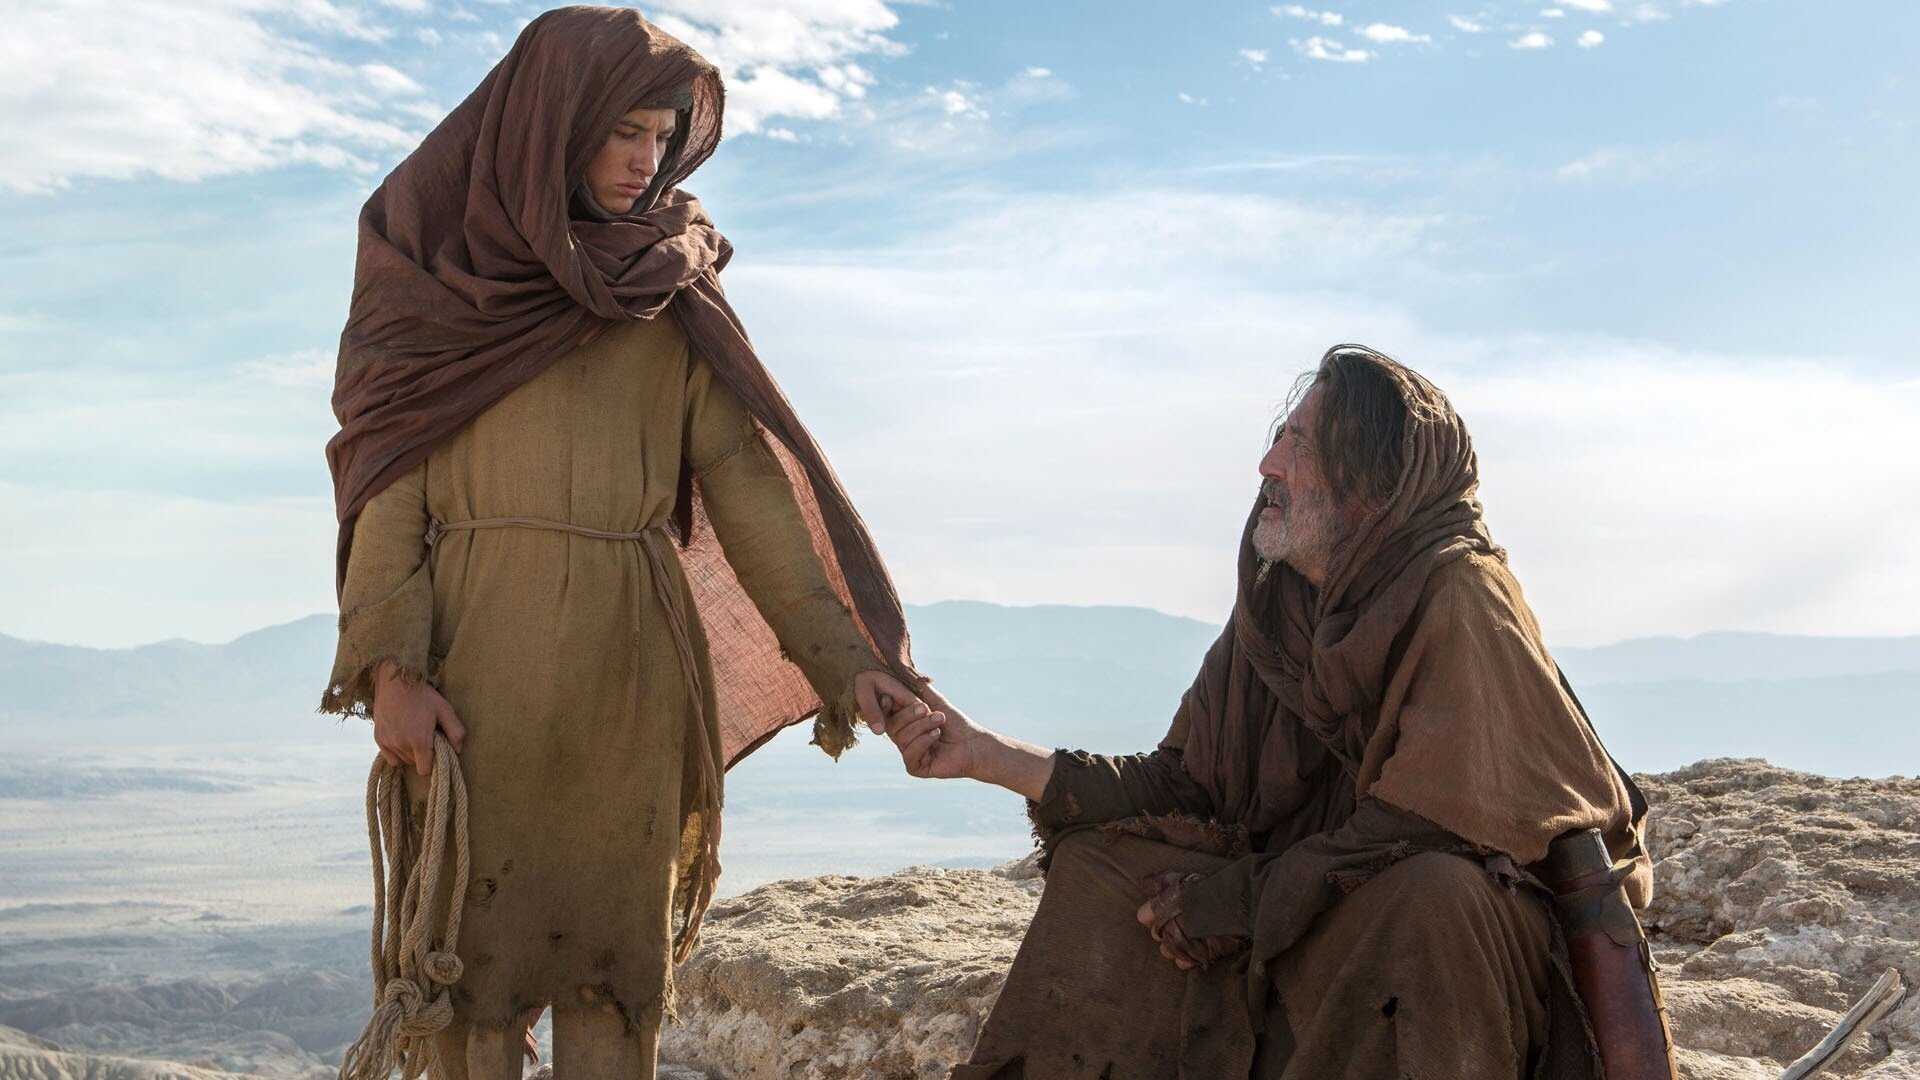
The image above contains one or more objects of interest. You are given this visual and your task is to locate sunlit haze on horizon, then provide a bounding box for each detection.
[2,0,1916,649]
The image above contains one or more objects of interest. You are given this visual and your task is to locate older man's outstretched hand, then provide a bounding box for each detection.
[873,683,1057,799]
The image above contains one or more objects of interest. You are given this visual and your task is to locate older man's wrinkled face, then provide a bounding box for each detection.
[1253,385,1348,585]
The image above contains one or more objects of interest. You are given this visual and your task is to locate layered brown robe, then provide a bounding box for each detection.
[326,318,879,1032]
[324,4,918,963]
[961,351,1650,1079]
[319,5,915,1067]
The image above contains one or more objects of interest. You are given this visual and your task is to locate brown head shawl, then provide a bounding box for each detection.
[1170,345,1642,874]
[1160,347,1647,1030]
[326,6,917,951]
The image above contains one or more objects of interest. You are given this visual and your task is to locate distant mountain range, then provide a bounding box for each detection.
[2,601,1915,777]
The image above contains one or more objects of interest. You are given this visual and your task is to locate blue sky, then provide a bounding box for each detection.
[2,0,1916,648]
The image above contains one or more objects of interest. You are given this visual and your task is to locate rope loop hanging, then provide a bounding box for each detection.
[339,731,471,1080]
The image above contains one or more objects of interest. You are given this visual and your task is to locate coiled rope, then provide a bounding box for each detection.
[338,731,471,1080]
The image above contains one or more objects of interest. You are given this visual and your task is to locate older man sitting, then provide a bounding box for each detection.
[875,346,1667,1079]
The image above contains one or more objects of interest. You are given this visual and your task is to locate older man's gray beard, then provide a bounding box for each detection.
[1251,479,1344,582]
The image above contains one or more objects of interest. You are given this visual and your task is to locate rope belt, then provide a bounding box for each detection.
[424,515,660,547]
[339,516,719,1079]
[424,515,705,723]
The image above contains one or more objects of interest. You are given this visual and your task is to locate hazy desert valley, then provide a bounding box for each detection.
[3,602,1917,1078]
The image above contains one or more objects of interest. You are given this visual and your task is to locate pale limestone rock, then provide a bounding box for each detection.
[665,761,1918,1079]
[1642,760,1920,1077]
[662,858,1042,1079]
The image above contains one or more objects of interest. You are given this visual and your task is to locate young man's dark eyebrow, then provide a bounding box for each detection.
[615,120,675,137]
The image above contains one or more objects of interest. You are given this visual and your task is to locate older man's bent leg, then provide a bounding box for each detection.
[961,837,1557,1079]
[1262,851,1556,1079]
[958,829,1244,1079]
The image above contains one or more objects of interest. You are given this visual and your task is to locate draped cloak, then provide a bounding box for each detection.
[322,6,917,965]
[966,348,1650,1076]
[1171,350,1648,886]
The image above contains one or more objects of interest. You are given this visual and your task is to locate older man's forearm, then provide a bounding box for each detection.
[973,732,1057,802]
[1028,746,1216,839]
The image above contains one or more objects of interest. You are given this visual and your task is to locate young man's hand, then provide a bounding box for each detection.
[880,686,985,781]
[853,669,922,733]
[371,661,466,776]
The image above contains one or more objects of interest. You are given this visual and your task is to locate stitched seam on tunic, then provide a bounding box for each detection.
[694,418,759,474]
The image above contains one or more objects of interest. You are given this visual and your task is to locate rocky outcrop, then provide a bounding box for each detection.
[663,759,1919,1080]
[661,858,1044,1079]
[1640,761,1920,1079]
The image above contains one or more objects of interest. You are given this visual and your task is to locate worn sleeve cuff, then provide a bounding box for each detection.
[1024,748,1092,838]
[1177,857,1256,940]
[320,563,433,718]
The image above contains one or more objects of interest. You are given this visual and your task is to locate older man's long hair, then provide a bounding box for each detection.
[1279,345,1452,509]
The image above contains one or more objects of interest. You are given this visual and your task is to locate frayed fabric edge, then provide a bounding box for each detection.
[808,688,862,760]
[318,655,430,719]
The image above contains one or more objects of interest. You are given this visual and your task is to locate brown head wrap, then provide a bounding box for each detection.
[1170,345,1640,872]
[327,5,916,762]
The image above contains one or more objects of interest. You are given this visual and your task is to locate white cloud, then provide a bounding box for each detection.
[1556,143,1713,182]
[1510,31,1555,48]
[1357,23,1432,44]
[705,194,1920,645]
[6,179,1916,649]
[240,348,335,388]
[1448,14,1486,32]
[1578,29,1606,46]
[1273,4,1343,27]
[727,66,845,127]
[0,0,431,194]
[1294,36,1375,63]
[1542,8,1567,17]
[1239,48,1271,68]
[857,69,1065,157]
[932,85,988,119]
[1563,0,1614,10]
[647,0,906,134]
[816,62,875,100]
[358,61,424,96]
[1444,352,1920,645]
[1178,92,1208,106]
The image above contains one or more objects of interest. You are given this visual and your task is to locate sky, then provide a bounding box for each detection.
[1,0,1917,650]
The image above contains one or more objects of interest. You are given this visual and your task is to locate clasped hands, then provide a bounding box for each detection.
[855,671,1244,972]
[852,670,978,781]
[1135,870,1246,971]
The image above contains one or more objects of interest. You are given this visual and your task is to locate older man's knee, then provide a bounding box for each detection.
[1341,852,1512,942]
[1375,851,1494,898]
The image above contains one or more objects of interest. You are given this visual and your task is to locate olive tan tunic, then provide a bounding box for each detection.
[323,314,880,1027]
